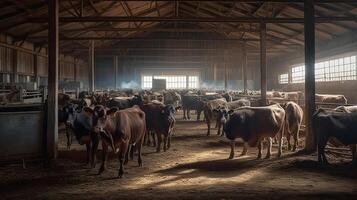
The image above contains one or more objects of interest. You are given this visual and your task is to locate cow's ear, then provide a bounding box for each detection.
[175,106,181,111]
[83,107,94,114]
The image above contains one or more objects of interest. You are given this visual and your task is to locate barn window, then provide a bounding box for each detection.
[0,73,10,83]
[188,76,199,88]
[290,55,356,83]
[278,74,288,84]
[141,75,152,89]
[153,76,186,89]
[291,65,305,83]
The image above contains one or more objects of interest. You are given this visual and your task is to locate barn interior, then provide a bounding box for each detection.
[0,1,357,199]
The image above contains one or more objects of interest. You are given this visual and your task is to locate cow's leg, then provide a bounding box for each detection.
[118,142,129,178]
[287,133,292,151]
[240,142,248,156]
[216,119,221,135]
[317,136,329,165]
[85,143,92,165]
[90,134,99,168]
[163,134,168,152]
[257,139,263,159]
[187,109,191,120]
[156,133,162,152]
[196,110,200,121]
[167,135,171,149]
[293,125,300,152]
[206,119,211,136]
[144,130,150,146]
[183,108,187,120]
[151,131,156,147]
[124,145,130,165]
[130,145,135,160]
[137,137,144,167]
[266,137,273,159]
[98,142,108,174]
[65,126,71,150]
[277,127,284,158]
[229,140,235,159]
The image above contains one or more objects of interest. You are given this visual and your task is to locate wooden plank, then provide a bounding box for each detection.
[89,40,95,92]
[260,22,267,106]
[304,0,316,152]
[46,0,59,159]
[242,42,248,94]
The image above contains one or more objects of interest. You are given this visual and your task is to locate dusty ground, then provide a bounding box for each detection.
[1,111,357,200]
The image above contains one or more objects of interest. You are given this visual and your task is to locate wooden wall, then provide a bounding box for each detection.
[0,33,89,88]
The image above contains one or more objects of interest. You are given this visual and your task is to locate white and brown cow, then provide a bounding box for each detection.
[203,98,227,136]
[224,104,286,159]
[283,101,303,151]
[315,94,347,104]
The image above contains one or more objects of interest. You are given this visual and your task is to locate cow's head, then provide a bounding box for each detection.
[94,106,118,153]
[132,94,144,106]
[64,103,80,127]
[213,107,234,125]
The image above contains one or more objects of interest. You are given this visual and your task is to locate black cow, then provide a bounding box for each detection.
[66,105,106,167]
[58,103,80,149]
[313,109,357,165]
[106,95,143,109]
[182,94,204,121]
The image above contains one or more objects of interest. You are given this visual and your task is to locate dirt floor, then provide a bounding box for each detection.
[1,111,357,200]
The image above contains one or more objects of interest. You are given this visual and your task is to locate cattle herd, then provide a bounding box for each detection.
[43,89,357,177]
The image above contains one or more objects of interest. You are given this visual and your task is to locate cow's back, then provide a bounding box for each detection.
[115,107,146,143]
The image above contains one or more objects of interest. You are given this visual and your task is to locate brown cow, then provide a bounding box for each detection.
[203,98,227,136]
[315,94,347,104]
[224,104,285,159]
[141,102,176,152]
[95,106,146,178]
[283,101,303,151]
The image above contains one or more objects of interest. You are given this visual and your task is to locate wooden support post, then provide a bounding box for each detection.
[46,0,59,160]
[304,0,316,152]
[114,55,118,90]
[224,51,228,91]
[34,54,38,87]
[11,49,17,83]
[89,40,95,92]
[74,58,77,82]
[260,22,267,106]
[242,42,248,94]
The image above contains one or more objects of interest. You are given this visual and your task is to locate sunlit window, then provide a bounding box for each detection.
[278,74,288,84]
[290,55,356,83]
[291,65,305,83]
[154,75,186,89]
[141,76,152,89]
[188,76,199,88]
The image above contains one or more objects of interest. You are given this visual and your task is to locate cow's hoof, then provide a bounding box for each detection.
[265,155,271,159]
[228,153,234,160]
[277,153,282,158]
[124,160,129,165]
[156,149,161,153]
[98,167,105,175]
[257,155,262,159]
[240,152,247,157]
